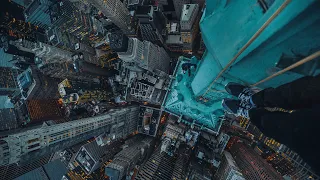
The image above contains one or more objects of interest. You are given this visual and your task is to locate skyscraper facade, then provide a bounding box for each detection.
[105,136,153,180]
[0,106,139,166]
[266,153,296,177]
[50,0,94,40]
[8,38,105,73]
[24,0,53,29]
[214,151,245,180]
[230,143,283,180]
[8,39,73,64]
[278,145,319,179]
[180,4,199,51]
[110,33,170,73]
[89,0,134,34]
[135,143,190,180]
[1,0,47,42]
[75,111,140,175]
[38,62,94,82]
[136,6,167,46]
[0,67,19,96]
[0,108,18,131]
[75,140,123,174]
[173,0,190,20]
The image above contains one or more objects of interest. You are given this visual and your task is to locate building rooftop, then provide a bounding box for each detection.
[162,56,227,134]
[166,35,183,44]
[42,160,68,180]
[181,4,198,22]
[15,160,67,180]
[137,106,161,137]
[75,145,98,174]
[14,167,48,180]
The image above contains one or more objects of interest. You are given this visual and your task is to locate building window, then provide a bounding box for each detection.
[3,152,9,157]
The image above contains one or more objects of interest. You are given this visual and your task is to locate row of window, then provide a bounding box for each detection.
[47,120,112,144]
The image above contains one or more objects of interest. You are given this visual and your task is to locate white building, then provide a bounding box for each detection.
[0,106,140,166]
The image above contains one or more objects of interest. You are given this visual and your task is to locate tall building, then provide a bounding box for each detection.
[166,35,184,52]
[0,67,19,96]
[0,106,139,166]
[58,79,101,95]
[136,117,192,179]
[126,71,169,104]
[8,39,73,64]
[24,0,53,29]
[230,143,283,180]
[75,140,123,174]
[0,108,18,131]
[173,0,190,20]
[136,6,167,46]
[165,21,184,52]
[0,0,47,42]
[266,153,296,177]
[278,145,319,179]
[110,33,170,73]
[105,136,153,180]
[49,0,94,41]
[135,148,176,180]
[75,42,96,56]
[214,151,245,180]
[135,142,191,180]
[8,38,108,73]
[0,34,36,61]
[89,0,134,34]
[74,109,139,174]
[137,106,161,137]
[246,122,319,179]
[38,62,96,82]
[180,4,199,51]
[39,58,117,82]
[163,0,320,134]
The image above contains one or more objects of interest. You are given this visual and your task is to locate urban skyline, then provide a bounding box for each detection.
[0,0,319,180]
